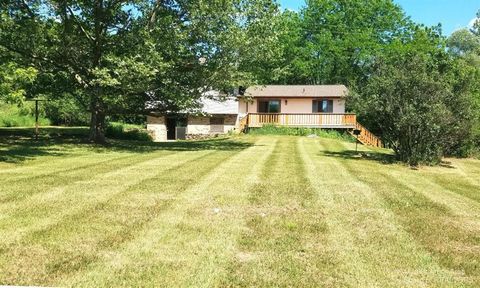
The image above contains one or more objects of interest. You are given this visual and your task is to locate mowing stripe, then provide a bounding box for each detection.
[222,136,333,287]
[0,149,239,285]
[0,150,179,214]
[63,138,276,287]
[298,137,461,287]
[385,168,480,218]
[0,151,176,203]
[0,150,215,247]
[0,153,140,183]
[338,151,480,286]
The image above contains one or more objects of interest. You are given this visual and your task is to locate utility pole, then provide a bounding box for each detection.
[35,99,39,140]
[353,129,361,152]
[27,98,46,140]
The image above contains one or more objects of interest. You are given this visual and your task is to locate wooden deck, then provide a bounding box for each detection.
[247,113,357,129]
[241,113,383,148]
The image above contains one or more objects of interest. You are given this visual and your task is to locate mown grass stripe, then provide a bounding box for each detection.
[298,137,461,287]
[222,136,333,287]
[0,150,179,215]
[0,150,237,286]
[0,150,215,248]
[62,138,275,287]
[0,151,177,204]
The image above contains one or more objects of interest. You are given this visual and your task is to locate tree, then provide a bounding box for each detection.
[1,0,281,143]
[1,0,158,142]
[356,51,451,166]
[447,29,480,55]
[297,0,409,85]
[446,12,480,155]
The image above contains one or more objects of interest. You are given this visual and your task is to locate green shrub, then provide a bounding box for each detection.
[44,97,90,126]
[105,122,152,141]
[248,125,355,142]
[0,102,50,127]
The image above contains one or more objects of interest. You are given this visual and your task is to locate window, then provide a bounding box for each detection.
[312,100,333,113]
[210,117,225,133]
[258,100,281,113]
[210,117,224,125]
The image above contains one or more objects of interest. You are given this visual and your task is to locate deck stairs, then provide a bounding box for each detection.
[349,122,383,148]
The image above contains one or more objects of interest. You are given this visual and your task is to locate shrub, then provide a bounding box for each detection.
[351,52,451,166]
[105,122,152,141]
[248,125,355,142]
[44,97,90,126]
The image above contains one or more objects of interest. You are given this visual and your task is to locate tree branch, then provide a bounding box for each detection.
[66,6,96,42]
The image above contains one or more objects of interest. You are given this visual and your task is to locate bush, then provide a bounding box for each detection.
[105,122,152,141]
[0,102,50,127]
[44,97,90,126]
[248,125,355,142]
[352,52,451,166]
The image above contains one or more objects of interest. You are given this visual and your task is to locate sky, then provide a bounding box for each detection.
[279,0,479,35]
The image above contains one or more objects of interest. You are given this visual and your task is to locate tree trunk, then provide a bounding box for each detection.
[89,0,106,144]
[89,99,106,144]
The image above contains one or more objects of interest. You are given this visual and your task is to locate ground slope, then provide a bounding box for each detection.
[0,135,479,287]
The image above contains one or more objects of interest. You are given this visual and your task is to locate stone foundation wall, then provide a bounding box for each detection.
[146,115,167,142]
[187,115,237,136]
[147,114,239,142]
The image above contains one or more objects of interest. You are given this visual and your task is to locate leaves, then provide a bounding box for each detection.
[0,62,37,104]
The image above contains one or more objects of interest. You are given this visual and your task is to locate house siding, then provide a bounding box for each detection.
[238,98,346,114]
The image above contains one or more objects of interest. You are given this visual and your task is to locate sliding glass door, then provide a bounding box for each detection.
[258,100,281,113]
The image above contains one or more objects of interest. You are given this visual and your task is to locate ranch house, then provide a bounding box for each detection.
[147,85,382,147]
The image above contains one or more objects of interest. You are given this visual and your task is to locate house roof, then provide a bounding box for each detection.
[200,97,238,114]
[198,90,238,114]
[244,85,348,98]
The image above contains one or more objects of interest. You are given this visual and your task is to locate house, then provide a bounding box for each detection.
[238,85,355,129]
[147,85,383,147]
[147,91,239,141]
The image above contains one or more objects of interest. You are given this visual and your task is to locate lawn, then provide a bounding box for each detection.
[0,134,479,287]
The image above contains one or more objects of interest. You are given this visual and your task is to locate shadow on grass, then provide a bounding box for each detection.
[103,137,254,153]
[320,149,397,165]
[0,128,253,163]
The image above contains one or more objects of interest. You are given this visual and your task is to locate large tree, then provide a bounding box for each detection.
[0,0,280,142]
[297,0,409,85]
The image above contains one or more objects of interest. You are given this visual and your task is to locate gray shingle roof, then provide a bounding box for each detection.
[200,97,238,114]
[244,85,348,98]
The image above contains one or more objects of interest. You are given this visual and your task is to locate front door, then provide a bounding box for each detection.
[166,116,188,140]
[166,117,176,140]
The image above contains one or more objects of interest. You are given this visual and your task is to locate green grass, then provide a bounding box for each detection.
[0,134,479,287]
[0,102,50,127]
[248,124,356,142]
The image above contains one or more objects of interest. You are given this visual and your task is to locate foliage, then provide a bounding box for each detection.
[105,122,152,142]
[445,13,480,156]
[0,62,37,104]
[352,40,456,166]
[0,102,50,127]
[43,96,90,126]
[250,0,411,86]
[248,124,355,142]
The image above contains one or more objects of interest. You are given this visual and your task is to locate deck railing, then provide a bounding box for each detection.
[354,122,383,148]
[247,113,357,128]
